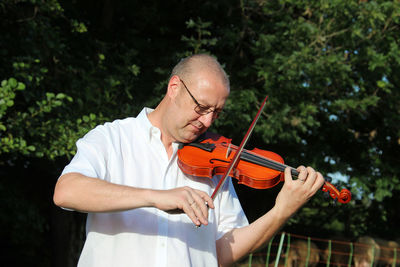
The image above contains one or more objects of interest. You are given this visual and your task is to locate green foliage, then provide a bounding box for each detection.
[0,74,103,160]
[71,19,87,33]
[1,78,31,154]
[181,18,218,54]
[230,0,400,204]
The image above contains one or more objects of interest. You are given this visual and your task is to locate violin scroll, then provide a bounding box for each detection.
[322,181,351,204]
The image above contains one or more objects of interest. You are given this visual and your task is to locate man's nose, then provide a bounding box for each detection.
[198,112,214,128]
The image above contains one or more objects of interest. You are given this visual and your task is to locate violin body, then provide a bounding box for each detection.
[178,132,351,204]
[178,133,284,189]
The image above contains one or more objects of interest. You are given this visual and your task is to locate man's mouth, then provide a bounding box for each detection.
[189,122,204,133]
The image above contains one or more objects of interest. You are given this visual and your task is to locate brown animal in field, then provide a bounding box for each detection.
[375,239,400,267]
[354,236,380,267]
[322,238,353,267]
[289,240,320,267]
[272,239,320,267]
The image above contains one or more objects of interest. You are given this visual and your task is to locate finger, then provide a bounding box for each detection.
[182,202,201,226]
[194,195,211,223]
[179,188,202,226]
[303,166,317,185]
[284,167,294,183]
[311,172,325,192]
[193,189,215,224]
[193,202,210,226]
[296,165,307,182]
[190,190,211,225]
[196,189,214,209]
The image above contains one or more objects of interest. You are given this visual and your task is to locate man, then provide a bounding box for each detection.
[53,54,324,266]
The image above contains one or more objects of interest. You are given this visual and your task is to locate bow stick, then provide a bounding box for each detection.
[210,96,269,200]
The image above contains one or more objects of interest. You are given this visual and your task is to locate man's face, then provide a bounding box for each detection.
[167,73,229,143]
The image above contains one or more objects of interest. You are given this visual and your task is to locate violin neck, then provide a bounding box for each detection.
[241,151,299,177]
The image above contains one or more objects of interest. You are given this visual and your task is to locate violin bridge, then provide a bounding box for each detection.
[226,143,232,159]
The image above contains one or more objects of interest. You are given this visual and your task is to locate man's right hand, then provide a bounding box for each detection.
[152,187,214,226]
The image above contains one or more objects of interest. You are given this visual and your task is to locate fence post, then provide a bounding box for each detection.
[370,245,375,267]
[248,253,253,267]
[348,242,353,267]
[392,247,397,267]
[305,236,311,267]
[265,237,273,267]
[274,232,286,267]
[326,240,332,267]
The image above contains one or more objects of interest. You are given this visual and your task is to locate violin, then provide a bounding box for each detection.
[177,132,351,204]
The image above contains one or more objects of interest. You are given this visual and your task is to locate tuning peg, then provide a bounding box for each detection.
[325,175,333,183]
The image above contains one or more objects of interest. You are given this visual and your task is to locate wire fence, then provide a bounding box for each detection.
[234,232,400,267]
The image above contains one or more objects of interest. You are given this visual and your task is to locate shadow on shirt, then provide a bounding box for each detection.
[86,207,221,253]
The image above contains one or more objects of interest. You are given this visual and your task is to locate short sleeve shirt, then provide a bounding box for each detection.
[62,108,249,267]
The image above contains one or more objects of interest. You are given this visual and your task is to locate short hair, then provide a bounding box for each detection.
[170,54,230,88]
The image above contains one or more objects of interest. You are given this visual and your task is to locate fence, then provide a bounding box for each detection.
[234,232,400,267]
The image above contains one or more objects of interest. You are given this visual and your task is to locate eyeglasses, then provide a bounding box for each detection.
[179,78,222,118]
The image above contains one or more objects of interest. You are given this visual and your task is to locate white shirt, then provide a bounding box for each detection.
[62,108,248,267]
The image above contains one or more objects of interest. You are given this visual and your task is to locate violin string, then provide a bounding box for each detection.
[241,150,299,177]
[241,151,284,170]
[241,150,350,202]
[241,151,285,171]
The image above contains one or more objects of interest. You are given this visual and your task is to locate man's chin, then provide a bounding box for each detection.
[181,135,199,144]
[180,131,204,144]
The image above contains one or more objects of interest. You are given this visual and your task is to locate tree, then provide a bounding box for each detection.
[222,0,400,237]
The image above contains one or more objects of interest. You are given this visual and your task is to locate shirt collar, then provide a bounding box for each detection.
[136,107,180,153]
[136,107,160,143]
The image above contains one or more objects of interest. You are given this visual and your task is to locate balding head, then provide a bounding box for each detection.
[170,54,230,91]
[149,54,230,147]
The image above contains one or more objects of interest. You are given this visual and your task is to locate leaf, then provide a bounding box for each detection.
[17,82,26,90]
[8,78,17,88]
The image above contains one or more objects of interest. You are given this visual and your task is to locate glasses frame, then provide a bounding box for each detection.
[179,78,222,118]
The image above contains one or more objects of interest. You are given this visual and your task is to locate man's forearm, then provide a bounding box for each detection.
[53,172,153,212]
[53,172,215,226]
[216,206,290,266]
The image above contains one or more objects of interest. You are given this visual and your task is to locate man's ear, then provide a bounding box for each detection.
[167,75,180,99]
